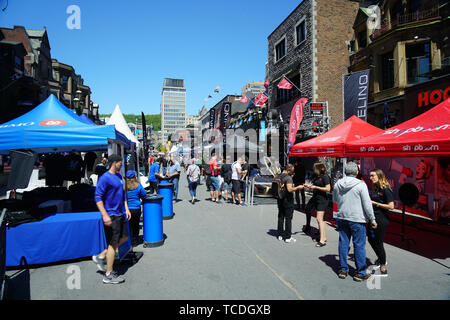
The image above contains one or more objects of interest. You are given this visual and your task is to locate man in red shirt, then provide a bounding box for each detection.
[209,153,221,203]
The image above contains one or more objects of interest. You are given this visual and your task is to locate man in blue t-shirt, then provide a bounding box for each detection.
[92,154,131,284]
[148,157,163,194]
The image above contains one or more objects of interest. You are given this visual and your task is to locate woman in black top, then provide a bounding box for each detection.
[368,168,394,276]
[304,162,331,247]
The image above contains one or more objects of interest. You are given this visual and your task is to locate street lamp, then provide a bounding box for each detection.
[74,89,82,115]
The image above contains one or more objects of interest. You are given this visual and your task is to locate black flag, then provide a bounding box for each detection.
[141,112,149,175]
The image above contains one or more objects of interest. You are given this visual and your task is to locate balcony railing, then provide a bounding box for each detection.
[371,6,440,40]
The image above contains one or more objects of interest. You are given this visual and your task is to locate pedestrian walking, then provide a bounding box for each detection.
[220,156,233,203]
[231,156,247,206]
[167,155,181,202]
[186,158,201,204]
[209,153,221,203]
[204,160,212,192]
[148,157,163,194]
[125,170,147,247]
[368,168,394,277]
[304,162,331,247]
[92,154,132,284]
[275,164,305,243]
[333,162,377,282]
[293,159,306,210]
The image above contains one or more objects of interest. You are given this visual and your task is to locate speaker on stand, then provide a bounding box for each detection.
[397,183,419,246]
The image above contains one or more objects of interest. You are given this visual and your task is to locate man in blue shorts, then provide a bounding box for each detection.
[92,154,132,284]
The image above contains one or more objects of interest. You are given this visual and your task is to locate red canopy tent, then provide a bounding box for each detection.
[347,98,450,157]
[289,115,383,157]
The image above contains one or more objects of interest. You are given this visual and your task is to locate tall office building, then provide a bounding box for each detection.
[161,78,186,143]
[241,81,265,97]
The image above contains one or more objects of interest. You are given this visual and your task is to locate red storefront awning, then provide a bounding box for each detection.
[290,116,383,157]
[347,98,450,157]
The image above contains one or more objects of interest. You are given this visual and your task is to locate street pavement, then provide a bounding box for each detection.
[5,173,450,300]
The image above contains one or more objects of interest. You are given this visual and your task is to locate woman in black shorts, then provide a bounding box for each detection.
[304,162,331,247]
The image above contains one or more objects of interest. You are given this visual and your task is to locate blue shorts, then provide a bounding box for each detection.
[210,176,220,191]
[222,181,232,192]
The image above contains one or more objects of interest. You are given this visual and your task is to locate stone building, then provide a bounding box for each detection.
[267,0,359,129]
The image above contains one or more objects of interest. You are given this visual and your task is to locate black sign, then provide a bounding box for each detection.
[141,112,149,174]
[343,70,370,121]
[209,108,215,129]
[221,102,231,149]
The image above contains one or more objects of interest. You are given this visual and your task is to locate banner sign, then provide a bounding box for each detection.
[209,108,215,129]
[221,102,231,147]
[343,70,370,121]
[287,97,308,154]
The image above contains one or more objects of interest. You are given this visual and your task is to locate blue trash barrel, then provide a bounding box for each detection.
[142,194,164,248]
[158,176,170,184]
[158,183,174,220]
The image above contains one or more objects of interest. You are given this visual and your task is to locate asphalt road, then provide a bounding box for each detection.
[5,173,450,300]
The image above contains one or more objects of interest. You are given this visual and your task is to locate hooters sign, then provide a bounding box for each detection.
[40,119,67,127]
[287,97,308,154]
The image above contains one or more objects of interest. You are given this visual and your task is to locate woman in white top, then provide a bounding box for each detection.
[186,158,201,204]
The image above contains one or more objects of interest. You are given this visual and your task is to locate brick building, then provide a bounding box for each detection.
[267,0,359,130]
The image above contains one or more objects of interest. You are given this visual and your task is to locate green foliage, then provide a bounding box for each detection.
[99,114,161,131]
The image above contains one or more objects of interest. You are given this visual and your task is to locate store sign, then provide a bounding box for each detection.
[405,75,450,119]
[40,119,67,127]
[309,102,326,117]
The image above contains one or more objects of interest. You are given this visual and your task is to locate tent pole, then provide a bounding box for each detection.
[343,157,347,177]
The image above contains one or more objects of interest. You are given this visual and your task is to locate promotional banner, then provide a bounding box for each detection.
[287,97,308,154]
[221,102,231,148]
[343,70,370,121]
[362,157,437,220]
[209,108,215,129]
[141,112,149,174]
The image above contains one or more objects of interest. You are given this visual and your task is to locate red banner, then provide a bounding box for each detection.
[240,95,248,103]
[255,92,268,107]
[287,98,308,153]
[278,77,293,90]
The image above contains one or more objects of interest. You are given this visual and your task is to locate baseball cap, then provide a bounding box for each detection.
[126,170,136,179]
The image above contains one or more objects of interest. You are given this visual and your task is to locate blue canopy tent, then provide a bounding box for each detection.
[79,114,96,126]
[0,95,132,155]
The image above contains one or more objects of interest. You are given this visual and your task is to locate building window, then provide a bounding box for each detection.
[61,75,69,92]
[296,20,306,45]
[381,51,394,90]
[357,30,367,49]
[275,38,286,62]
[406,43,431,85]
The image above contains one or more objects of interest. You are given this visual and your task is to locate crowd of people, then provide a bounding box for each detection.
[91,151,394,284]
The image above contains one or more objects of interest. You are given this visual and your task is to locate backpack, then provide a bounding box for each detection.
[271,174,287,200]
[204,164,212,175]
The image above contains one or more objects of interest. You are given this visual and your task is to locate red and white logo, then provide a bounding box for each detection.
[40,119,67,127]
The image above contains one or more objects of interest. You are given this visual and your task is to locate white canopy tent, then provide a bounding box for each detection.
[106,105,141,151]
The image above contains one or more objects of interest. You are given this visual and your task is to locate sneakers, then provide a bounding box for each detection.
[103,271,125,284]
[338,270,348,279]
[372,259,388,270]
[92,254,106,272]
[353,273,371,282]
[285,237,297,243]
[278,236,283,241]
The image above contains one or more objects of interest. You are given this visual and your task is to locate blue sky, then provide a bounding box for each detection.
[0,0,301,115]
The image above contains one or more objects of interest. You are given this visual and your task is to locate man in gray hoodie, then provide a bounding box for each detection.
[333,162,377,282]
